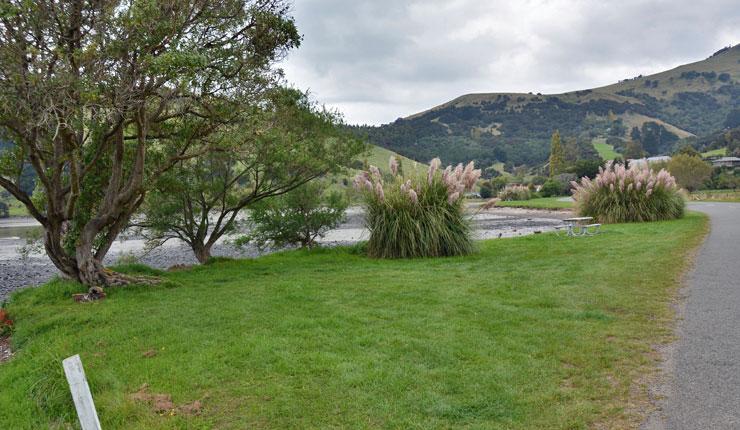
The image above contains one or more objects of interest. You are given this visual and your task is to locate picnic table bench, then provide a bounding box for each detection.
[556,217,601,237]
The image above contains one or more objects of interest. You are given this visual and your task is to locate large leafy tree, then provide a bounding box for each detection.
[134,88,364,263]
[666,154,712,192]
[0,0,300,286]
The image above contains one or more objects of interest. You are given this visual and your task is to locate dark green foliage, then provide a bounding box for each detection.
[530,175,547,186]
[491,176,509,192]
[673,144,701,157]
[624,140,646,159]
[242,181,347,249]
[693,127,740,155]
[631,122,679,156]
[569,159,603,179]
[479,181,494,199]
[712,170,739,189]
[0,0,303,285]
[137,88,363,263]
[353,96,652,169]
[725,109,740,129]
[609,119,627,137]
[539,180,563,197]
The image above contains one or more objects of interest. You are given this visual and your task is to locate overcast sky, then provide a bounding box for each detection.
[281,0,740,126]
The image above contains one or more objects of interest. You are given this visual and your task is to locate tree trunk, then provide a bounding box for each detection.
[41,213,154,288]
[193,244,213,264]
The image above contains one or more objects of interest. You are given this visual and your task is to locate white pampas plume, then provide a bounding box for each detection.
[389,156,399,177]
[369,165,381,181]
[375,182,385,201]
[428,157,441,184]
[408,188,418,204]
[448,191,460,204]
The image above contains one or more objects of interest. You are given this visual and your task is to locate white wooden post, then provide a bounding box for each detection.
[62,354,102,430]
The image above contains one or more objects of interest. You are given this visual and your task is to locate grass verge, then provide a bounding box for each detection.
[0,214,707,429]
[689,189,740,203]
[496,196,574,210]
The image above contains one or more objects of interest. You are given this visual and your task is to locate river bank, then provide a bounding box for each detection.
[0,206,571,301]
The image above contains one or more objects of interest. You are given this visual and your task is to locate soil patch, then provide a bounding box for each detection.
[130,384,203,416]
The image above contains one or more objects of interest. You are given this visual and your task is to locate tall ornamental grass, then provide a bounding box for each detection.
[571,161,685,223]
[498,184,532,201]
[354,157,481,258]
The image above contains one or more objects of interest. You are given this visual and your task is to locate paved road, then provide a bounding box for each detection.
[644,202,740,429]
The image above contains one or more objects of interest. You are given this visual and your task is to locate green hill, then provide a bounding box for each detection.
[358,44,740,170]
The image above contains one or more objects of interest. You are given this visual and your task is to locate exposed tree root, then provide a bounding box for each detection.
[73,269,162,302]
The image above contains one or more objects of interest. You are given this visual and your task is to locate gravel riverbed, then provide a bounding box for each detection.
[0,207,571,302]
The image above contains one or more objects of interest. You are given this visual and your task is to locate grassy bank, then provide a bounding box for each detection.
[496,196,574,210]
[0,214,707,429]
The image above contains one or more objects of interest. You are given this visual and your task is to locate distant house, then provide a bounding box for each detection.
[710,157,740,168]
[628,156,671,167]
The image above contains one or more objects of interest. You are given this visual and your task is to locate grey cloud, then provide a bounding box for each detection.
[282,0,740,125]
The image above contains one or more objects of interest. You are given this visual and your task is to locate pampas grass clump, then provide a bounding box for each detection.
[571,161,685,223]
[498,185,532,201]
[354,157,480,258]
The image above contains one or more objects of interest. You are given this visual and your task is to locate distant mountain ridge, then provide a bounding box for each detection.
[358,44,740,169]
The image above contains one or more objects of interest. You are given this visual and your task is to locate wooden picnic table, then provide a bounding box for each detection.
[561,217,600,237]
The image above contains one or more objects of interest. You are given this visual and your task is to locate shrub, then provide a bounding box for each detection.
[479,181,494,199]
[571,161,685,223]
[354,157,480,258]
[498,185,532,201]
[539,180,563,197]
[491,176,509,192]
[242,181,347,250]
[666,154,713,191]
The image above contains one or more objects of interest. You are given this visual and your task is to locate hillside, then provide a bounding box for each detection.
[359,44,740,170]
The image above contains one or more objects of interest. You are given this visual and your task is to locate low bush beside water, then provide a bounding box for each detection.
[498,184,532,201]
[354,157,480,258]
[572,161,685,223]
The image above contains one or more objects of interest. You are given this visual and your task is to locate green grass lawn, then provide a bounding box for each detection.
[593,139,620,160]
[496,196,574,210]
[0,214,707,429]
[363,145,426,174]
[700,147,726,158]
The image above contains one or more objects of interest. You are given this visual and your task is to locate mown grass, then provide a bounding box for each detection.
[496,196,574,210]
[593,139,620,160]
[700,147,726,158]
[0,214,707,429]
